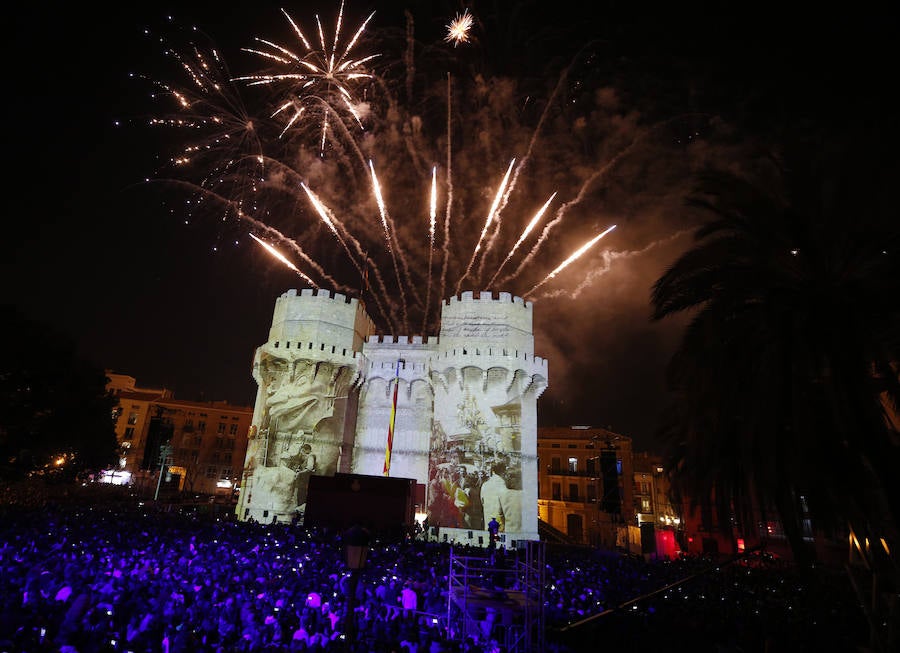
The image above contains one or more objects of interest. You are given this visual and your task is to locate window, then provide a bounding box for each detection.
[552,483,561,500]
[551,443,560,448]
[124,427,134,441]
[567,457,578,473]
[127,411,138,425]
[568,483,578,500]
[551,457,561,472]
[641,497,651,512]
[197,421,206,433]
[587,484,597,502]
[217,423,226,434]
[586,458,597,474]
[567,444,577,449]
[229,423,239,435]
[206,466,217,479]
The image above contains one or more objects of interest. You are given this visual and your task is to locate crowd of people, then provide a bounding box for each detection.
[0,485,870,653]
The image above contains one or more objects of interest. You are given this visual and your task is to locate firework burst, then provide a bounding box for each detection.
[128,2,704,337]
[444,9,474,47]
[129,21,272,248]
[234,0,378,154]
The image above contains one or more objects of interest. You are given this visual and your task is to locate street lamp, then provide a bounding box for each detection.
[343,525,370,651]
[154,443,173,501]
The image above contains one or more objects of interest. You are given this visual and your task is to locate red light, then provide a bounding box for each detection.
[688,537,693,543]
[737,538,745,552]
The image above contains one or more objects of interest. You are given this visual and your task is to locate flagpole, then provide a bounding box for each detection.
[384,359,403,476]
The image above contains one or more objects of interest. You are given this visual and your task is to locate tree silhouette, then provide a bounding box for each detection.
[0,305,119,481]
[651,129,900,564]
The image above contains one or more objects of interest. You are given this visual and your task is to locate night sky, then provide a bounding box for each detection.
[5,1,896,452]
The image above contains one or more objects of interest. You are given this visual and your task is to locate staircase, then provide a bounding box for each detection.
[538,519,581,546]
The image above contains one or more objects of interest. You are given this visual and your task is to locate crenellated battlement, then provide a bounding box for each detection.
[430,347,549,373]
[260,339,363,363]
[288,287,357,305]
[365,334,437,346]
[445,289,532,310]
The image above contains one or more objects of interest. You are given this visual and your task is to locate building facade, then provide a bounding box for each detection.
[632,451,681,557]
[106,373,252,499]
[237,288,548,546]
[536,426,635,549]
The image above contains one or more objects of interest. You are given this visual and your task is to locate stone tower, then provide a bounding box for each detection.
[238,289,548,545]
[236,288,373,523]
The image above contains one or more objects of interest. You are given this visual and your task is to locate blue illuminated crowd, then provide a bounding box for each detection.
[0,486,868,653]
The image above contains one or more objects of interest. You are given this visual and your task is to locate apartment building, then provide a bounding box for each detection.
[537,426,635,549]
[106,373,252,499]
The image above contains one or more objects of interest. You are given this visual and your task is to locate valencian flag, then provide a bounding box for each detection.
[384,359,403,475]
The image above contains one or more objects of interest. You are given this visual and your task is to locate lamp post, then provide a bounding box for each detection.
[343,525,370,652]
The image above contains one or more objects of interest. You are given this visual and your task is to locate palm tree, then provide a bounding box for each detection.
[650,132,900,566]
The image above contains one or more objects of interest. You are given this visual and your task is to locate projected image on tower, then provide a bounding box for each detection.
[247,352,353,516]
[427,371,524,533]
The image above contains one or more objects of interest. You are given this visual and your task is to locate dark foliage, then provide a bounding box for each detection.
[651,126,900,564]
[0,305,119,481]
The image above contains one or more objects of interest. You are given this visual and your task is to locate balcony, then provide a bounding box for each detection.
[545,468,601,478]
[549,495,599,504]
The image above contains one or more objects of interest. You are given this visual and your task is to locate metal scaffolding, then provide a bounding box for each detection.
[447,541,545,652]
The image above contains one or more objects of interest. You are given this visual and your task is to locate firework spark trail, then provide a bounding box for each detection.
[473,40,613,287]
[148,179,347,290]
[476,158,526,281]
[369,160,393,243]
[475,53,577,276]
[524,225,617,297]
[282,8,312,50]
[487,192,557,288]
[536,228,694,300]
[220,154,398,325]
[250,234,318,285]
[367,161,427,313]
[455,158,516,294]
[509,115,704,288]
[498,121,664,287]
[300,182,396,330]
[422,166,438,333]
[404,10,415,103]
[438,73,453,308]
[368,160,409,331]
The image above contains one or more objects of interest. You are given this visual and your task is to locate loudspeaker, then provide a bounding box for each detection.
[640,522,656,554]
[600,450,620,514]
